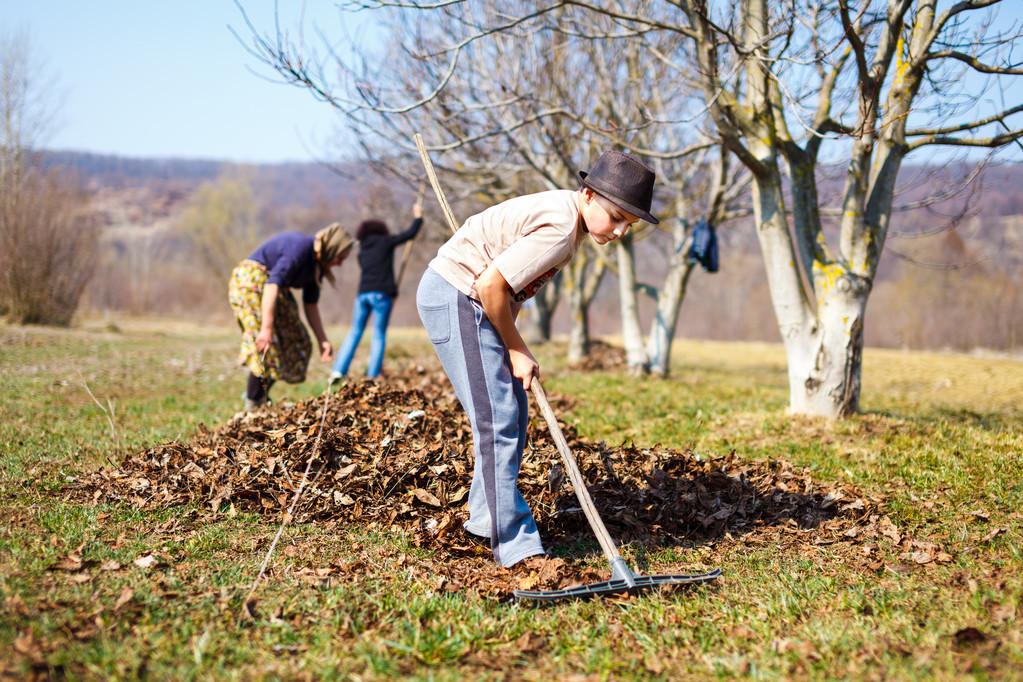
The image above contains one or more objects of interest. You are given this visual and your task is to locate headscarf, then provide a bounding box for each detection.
[313,223,354,285]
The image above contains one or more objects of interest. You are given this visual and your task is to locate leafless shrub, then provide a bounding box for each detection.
[0,166,98,325]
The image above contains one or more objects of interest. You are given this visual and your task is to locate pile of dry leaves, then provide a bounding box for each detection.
[75,368,921,597]
[568,340,627,371]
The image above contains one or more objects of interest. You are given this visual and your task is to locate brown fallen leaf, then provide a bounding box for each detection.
[51,554,83,572]
[100,560,121,571]
[134,555,158,569]
[644,652,666,674]
[981,528,1005,543]
[536,557,566,586]
[13,630,44,664]
[879,516,902,544]
[4,594,30,617]
[114,587,133,611]
[516,572,539,591]
[411,488,443,507]
[907,550,934,565]
[514,631,546,654]
[725,624,757,639]
[990,603,1015,624]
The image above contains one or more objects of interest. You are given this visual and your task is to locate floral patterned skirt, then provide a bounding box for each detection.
[228,259,311,383]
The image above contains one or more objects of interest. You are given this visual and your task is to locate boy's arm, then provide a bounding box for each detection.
[475,263,538,389]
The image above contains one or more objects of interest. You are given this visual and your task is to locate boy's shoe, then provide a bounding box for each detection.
[449,527,491,556]
[461,527,492,550]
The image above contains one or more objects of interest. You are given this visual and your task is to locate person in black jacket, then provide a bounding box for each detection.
[331,196,423,379]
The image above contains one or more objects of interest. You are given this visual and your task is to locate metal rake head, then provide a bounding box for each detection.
[513,559,722,602]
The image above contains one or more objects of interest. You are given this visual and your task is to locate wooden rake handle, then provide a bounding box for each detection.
[414,133,460,235]
[529,379,622,566]
[413,132,623,567]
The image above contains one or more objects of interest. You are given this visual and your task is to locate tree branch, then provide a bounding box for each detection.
[907,127,1023,151]
[912,0,1003,71]
[906,102,1023,136]
[926,49,1023,75]
[837,0,870,85]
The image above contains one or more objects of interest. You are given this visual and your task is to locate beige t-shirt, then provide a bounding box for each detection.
[429,189,583,302]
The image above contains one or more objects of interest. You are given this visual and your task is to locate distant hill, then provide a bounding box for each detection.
[40,149,361,211]
[37,149,1023,350]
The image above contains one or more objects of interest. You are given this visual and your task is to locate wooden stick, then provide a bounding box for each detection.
[241,375,336,620]
[414,133,460,235]
[412,130,622,567]
[529,380,621,566]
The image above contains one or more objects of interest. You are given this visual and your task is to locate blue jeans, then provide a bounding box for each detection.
[416,267,544,567]
[333,291,394,378]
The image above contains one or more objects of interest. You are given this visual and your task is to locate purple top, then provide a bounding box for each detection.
[248,232,320,304]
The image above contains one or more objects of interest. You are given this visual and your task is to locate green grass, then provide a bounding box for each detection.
[2,320,1021,679]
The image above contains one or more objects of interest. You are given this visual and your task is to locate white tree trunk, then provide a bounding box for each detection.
[563,244,605,364]
[646,258,696,377]
[753,172,869,418]
[783,281,868,417]
[529,271,561,343]
[566,283,590,364]
[615,235,648,374]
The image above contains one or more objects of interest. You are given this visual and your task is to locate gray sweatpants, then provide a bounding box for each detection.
[416,267,545,567]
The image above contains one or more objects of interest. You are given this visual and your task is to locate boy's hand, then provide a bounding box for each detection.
[509,348,539,389]
[319,340,333,362]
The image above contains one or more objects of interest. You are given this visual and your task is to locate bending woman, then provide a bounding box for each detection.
[229,224,354,410]
[331,196,423,380]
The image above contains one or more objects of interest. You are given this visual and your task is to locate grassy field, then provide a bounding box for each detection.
[1,319,1021,680]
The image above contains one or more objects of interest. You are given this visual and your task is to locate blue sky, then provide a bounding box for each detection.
[4,2,1021,164]
[4,1,373,163]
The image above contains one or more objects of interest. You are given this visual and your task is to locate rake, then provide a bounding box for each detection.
[516,380,721,601]
[413,132,721,602]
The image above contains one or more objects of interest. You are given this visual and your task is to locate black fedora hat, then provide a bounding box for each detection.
[578,150,659,224]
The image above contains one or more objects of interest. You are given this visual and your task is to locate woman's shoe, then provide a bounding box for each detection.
[243,395,268,412]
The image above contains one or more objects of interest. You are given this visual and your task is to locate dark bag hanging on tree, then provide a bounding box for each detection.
[688,218,719,273]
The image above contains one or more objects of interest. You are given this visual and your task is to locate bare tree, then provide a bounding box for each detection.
[636,145,751,376]
[237,1,735,371]
[677,0,1023,416]
[0,32,57,182]
[240,1,1021,409]
[0,31,96,326]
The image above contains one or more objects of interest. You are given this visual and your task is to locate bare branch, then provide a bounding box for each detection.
[344,0,464,9]
[907,127,1023,151]
[837,0,870,85]
[906,102,1023,137]
[913,0,1004,71]
[926,49,1023,75]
